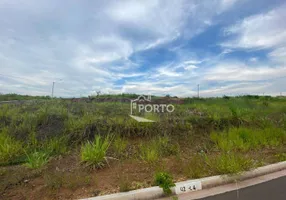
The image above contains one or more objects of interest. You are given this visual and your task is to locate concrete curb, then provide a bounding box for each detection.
[80,161,286,200]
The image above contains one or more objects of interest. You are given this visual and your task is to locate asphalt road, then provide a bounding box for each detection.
[198,176,286,200]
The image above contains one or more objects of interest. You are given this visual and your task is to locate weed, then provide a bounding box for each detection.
[211,127,286,152]
[205,153,254,174]
[154,172,175,195]
[140,136,179,163]
[0,128,23,165]
[276,153,286,161]
[113,136,128,156]
[157,136,180,156]
[183,154,207,178]
[43,136,69,156]
[140,143,159,163]
[119,175,132,192]
[24,151,49,169]
[44,172,63,190]
[63,172,91,190]
[81,135,112,168]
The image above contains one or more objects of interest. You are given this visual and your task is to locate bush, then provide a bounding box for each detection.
[154,172,175,195]
[81,135,112,168]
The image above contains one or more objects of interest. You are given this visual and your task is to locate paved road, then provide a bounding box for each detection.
[198,176,286,200]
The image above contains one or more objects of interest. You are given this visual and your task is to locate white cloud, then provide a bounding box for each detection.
[268,47,286,63]
[204,62,286,81]
[0,0,250,97]
[222,4,286,49]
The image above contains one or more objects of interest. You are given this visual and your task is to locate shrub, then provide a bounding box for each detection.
[0,128,23,165]
[154,172,175,195]
[81,135,112,168]
[24,151,49,169]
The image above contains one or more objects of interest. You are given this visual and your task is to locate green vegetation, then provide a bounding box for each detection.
[205,153,254,174]
[0,128,23,165]
[154,172,175,195]
[211,127,286,152]
[0,93,51,101]
[24,151,49,169]
[81,135,113,168]
[0,95,286,198]
[113,136,128,156]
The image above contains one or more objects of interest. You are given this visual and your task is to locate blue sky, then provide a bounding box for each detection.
[0,0,286,97]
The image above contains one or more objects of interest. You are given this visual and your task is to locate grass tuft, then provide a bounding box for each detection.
[81,135,112,168]
[24,151,50,169]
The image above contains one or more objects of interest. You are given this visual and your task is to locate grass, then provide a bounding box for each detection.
[140,142,160,163]
[1,95,286,198]
[43,136,69,156]
[140,136,179,163]
[183,154,208,178]
[211,127,286,152]
[24,151,50,169]
[0,128,23,165]
[113,136,128,156]
[81,135,113,168]
[205,153,254,174]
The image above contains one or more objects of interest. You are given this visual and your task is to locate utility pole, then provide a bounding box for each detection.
[197,84,200,98]
[51,81,55,98]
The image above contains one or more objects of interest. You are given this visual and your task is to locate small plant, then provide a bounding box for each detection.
[24,151,49,169]
[119,175,132,192]
[113,136,128,156]
[81,135,112,168]
[140,143,159,163]
[154,172,175,195]
[44,136,69,156]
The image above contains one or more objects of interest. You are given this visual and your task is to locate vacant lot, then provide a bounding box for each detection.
[0,95,285,199]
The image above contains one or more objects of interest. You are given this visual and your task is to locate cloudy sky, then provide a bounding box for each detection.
[0,0,285,97]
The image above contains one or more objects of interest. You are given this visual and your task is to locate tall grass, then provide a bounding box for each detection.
[211,127,286,152]
[0,128,23,165]
[205,153,254,174]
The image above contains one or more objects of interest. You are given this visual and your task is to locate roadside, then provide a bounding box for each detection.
[159,169,286,200]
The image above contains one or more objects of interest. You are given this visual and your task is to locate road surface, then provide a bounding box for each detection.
[199,176,286,200]
[159,169,286,200]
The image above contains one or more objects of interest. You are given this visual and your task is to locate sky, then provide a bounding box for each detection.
[0,0,286,97]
